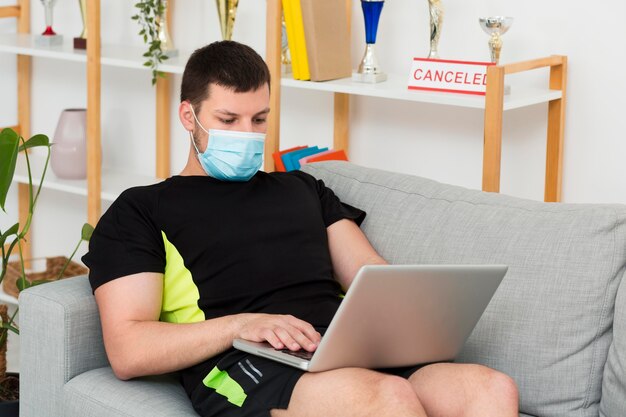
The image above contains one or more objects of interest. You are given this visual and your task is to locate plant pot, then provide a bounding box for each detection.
[2,256,88,298]
[0,372,19,417]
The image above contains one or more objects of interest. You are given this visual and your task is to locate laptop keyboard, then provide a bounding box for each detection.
[276,348,314,360]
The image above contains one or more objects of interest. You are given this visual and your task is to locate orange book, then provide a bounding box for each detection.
[305,149,348,164]
[272,146,308,172]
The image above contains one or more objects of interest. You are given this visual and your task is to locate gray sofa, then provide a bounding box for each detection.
[20,161,626,417]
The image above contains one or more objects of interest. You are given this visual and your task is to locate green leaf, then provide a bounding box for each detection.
[0,128,20,212]
[16,278,32,291]
[81,223,94,241]
[1,322,19,335]
[143,61,152,67]
[18,133,50,152]
[0,223,19,247]
[30,279,52,287]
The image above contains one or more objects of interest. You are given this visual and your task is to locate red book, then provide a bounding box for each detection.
[272,146,307,172]
[305,149,348,164]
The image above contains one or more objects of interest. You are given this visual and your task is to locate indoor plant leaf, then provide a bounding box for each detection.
[0,222,19,247]
[17,134,50,152]
[0,128,20,212]
[81,223,94,241]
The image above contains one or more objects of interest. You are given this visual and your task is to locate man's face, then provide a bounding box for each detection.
[191,83,271,147]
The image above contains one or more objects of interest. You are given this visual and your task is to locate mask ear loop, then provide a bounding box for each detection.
[187,103,207,157]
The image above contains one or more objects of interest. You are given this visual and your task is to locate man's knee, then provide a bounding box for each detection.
[480,367,519,407]
[373,374,419,406]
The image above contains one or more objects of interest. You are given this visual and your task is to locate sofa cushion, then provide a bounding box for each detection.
[600,270,626,417]
[64,367,198,416]
[303,162,626,417]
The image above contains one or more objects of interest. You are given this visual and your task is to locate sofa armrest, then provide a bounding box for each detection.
[20,275,109,417]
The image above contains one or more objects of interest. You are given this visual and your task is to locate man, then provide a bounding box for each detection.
[83,41,518,417]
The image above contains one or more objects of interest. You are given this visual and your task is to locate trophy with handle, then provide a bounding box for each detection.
[36,0,63,46]
[353,0,387,83]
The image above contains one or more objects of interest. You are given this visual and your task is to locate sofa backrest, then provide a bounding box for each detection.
[303,162,626,417]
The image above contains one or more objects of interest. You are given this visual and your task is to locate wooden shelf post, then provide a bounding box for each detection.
[545,57,567,202]
[482,65,505,193]
[265,0,282,172]
[86,0,102,226]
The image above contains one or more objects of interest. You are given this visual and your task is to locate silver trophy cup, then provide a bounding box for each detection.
[479,16,513,65]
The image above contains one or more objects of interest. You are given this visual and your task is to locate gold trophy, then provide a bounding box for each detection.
[216,0,239,41]
[427,0,443,59]
[281,13,291,74]
[157,0,178,57]
[73,0,87,49]
[479,16,513,65]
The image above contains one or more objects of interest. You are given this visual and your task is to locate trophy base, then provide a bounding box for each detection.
[352,72,387,84]
[35,34,63,47]
[163,48,179,58]
[282,63,292,75]
[73,37,87,50]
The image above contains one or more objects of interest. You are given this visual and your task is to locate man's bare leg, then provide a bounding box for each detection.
[408,363,519,417]
[272,367,427,417]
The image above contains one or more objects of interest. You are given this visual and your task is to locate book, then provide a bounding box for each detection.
[272,145,308,172]
[281,0,301,80]
[300,0,351,81]
[289,0,310,80]
[301,149,348,165]
[281,146,328,171]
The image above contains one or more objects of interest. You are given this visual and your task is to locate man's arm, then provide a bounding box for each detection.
[95,272,321,380]
[327,219,387,290]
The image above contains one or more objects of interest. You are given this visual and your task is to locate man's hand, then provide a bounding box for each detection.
[236,314,321,352]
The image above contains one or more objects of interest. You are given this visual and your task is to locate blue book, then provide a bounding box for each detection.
[281,146,328,171]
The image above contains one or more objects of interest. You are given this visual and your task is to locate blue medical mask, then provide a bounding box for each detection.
[189,107,266,182]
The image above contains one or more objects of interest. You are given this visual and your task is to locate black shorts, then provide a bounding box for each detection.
[189,348,427,417]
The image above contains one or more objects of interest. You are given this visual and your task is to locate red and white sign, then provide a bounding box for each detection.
[407,58,495,96]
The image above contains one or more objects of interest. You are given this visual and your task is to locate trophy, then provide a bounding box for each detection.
[216,0,239,41]
[36,0,63,46]
[156,0,178,57]
[281,13,291,74]
[479,16,514,65]
[73,0,87,49]
[353,0,386,83]
[427,0,443,59]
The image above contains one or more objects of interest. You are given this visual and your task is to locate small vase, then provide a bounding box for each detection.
[50,109,87,180]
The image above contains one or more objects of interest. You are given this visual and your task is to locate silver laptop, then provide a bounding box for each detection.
[233,264,507,372]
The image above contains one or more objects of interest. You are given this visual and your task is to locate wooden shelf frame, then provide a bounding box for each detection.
[1,0,31,259]
[1,0,173,256]
[264,0,568,202]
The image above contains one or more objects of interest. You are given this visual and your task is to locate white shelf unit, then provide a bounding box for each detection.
[0,35,167,201]
[13,153,159,202]
[281,74,562,111]
[0,33,189,74]
[0,34,562,113]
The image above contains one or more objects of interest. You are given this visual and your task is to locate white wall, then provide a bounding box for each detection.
[1,0,625,260]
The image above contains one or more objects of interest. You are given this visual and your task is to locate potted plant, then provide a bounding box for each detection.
[0,127,93,415]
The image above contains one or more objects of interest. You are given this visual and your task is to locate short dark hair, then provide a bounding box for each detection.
[180,41,271,112]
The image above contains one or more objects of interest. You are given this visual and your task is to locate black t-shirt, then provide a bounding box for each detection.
[82,170,365,393]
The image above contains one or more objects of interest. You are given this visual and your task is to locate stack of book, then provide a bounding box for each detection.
[282,0,351,81]
[272,146,348,172]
